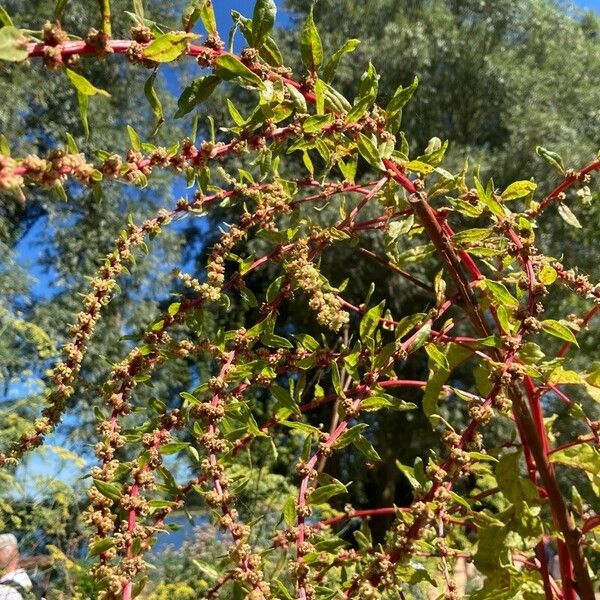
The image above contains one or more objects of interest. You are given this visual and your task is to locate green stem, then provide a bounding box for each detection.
[98,0,112,38]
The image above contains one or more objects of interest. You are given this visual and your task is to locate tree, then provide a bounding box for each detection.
[1,2,600,599]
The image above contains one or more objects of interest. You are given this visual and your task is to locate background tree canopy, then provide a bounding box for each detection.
[0,0,599,598]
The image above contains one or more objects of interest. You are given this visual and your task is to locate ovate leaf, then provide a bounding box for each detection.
[182,0,216,33]
[144,32,196,63]
[300,7,322,73]
[536,145,565,174]
[386,76,418,117]
[0,6,14,26]
[357,133,384,170]
[93,479,122,502]
[252,0,276,48]
[541,319,578,346]
[0,26,28,62]
[88,538,115,557]
[199,0,217,35]
[322,39,360,83]
[76,91,89,138]
[478,279,518,308]
[308,481,347,505]
[65,68,111,97]
[302,113,333,133]
[214,54,264,88]
[144,70,163,129]
[127,125,141,151]
[282,496,296,526]
[501,180,537,201]
[360,300,385,342]
[557,203,582,228]
[175,75,220,118]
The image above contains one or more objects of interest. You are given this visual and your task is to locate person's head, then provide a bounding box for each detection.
[0,534,19,575]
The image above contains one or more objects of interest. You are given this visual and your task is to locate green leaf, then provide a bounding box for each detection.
[353,435,381,461]
[415,137,447,167]
[132,0,145,19]
[293,333,320,352]
[334,423,368,449]
[557,203,582,228]
[180,391,200,404]
[407,322,432,354]
[199,0,217,35]
[132,576,148,598]
[88,538,115,557]
[0,6,14,26]
[501,180,537,201]
[551,443,600,475]
[541,319,578,346]
[0,26,27,62]
[252,0,276,48]
[175,75,220,118]
[474,176,504,216]
[496,452,539,506]
[338,155,358,182]
[360,300,385,342]
[144,70,163,128]
[161,442,189,455]
[346,62,378,122]
[536,145,565,174]
[547,366,582,385]
[423,343,472,416]
[65,68,111,97]
[144,32,195,63]
[386,76,418,117]
[550,444,600,496]
[261,333,293,349]
[127,125,142,151]
[404,160,434,175]
[302,113,333,133]
[322,39,360,83]
[478,279,518,308]
[76,91,89,138]
[300,7,323,73]
[586,370,600,388]
[396,460,420,489]
[281,420,321,435]
[93,479,122,502]
[331,362,343,397]
[308,482,347,505]
[167,302,181,316]
[361,395,416,412]
[272,384,301,417]
[182,1,202,31]
[538,264,557,285]
[424,343,449,370]
[214,54,264,88]
[64,132,78,155]
[285,83,307,112]
[282,496,296,526]
[182,0,215,33]
[357,133,384,170]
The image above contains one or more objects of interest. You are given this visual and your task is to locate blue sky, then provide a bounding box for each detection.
[576,0,600,9]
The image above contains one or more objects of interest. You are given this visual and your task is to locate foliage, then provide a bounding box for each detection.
[0,2,599,600]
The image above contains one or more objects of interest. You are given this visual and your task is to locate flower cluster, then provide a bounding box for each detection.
[2,4,600,600]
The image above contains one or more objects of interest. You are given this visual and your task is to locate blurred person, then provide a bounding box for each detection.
[0,534,34,599]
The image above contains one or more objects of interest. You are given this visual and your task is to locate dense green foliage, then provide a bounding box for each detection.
[0,1,599,599]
